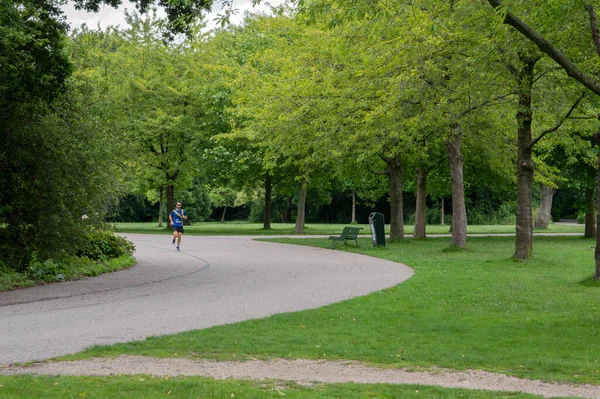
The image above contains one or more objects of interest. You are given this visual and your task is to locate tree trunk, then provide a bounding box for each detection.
[294,179,308,234]
[446,126,467,249]
[441,197,445,225]
[166,184,175,229]
[585,185,596,238]
[534,183,555,229]
[413,167,427,238]
[514,55,538,260]
[595,132,600,280]
[385,155,404,241]
[220,206,227,223]
[351,190,357,224]
[285,196,292,223]
[263,172,272,230]
[158,187,164,227]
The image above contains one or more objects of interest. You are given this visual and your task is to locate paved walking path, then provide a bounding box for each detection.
[0,234,412,364]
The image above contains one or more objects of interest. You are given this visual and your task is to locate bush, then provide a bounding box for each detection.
[468,202,515,225]
[76,229,135,260]
[12,253,135,288]
[27,255,67,281]
[0,260,35,290]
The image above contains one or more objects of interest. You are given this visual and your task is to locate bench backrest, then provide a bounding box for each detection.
[341,226,363,237]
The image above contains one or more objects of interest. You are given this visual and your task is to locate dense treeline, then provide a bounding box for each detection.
[2,0,600,280]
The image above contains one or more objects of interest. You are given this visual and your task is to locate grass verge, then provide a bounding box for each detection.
[66,236,599,384]
[0,374,543,398]
[114,221,584,236]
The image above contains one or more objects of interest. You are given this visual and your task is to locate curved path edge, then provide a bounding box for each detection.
[2,356,599,399]
[0,235,413,364]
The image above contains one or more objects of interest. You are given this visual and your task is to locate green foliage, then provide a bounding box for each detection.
[27,255,68,282]
[0,374,535,399]
[1,0,73,269]
[0,0,72,109]
[175,179,213,223]
[76,229,136,260]
[1,252,135,291]
[467,203,515,225]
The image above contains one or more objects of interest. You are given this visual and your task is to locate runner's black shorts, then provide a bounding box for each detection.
[173,226,184,233]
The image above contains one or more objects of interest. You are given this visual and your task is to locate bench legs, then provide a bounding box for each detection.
[329,238,359,248]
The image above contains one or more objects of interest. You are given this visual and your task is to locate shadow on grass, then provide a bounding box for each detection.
[579,275,600,287]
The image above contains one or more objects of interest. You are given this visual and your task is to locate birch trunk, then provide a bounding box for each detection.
[158,187,164,227]
[441,197,445,225]
[534,183,555,229]
[263,172,272,230]
[351,190,357,224]
[413,167,427,238]
[166,184,175,228]
[294,179,308,234]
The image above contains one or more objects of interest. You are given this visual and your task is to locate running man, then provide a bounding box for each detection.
[169,202,187,251]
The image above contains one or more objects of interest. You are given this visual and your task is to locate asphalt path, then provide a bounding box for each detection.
[0,234,413,365]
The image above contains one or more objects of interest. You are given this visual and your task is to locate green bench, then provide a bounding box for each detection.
[328,226,363,248]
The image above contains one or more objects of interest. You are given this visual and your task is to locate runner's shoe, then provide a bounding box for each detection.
[172,238,176,244]
[176,246,180,251]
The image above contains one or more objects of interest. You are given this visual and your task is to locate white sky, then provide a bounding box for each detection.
[62,0,284,31]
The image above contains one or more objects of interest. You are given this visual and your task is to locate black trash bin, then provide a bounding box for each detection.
[368,212,386,247]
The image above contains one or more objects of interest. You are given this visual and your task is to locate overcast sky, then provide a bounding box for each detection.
[62,0,284,31]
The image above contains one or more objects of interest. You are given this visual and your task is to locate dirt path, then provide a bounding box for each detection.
[2,356,599,399]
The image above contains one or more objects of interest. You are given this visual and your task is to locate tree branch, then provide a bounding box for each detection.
[367,159,388,176]
[586,5,600,58]
[487,0,600,96]
[528,92,586,149]
[458,92,517,119]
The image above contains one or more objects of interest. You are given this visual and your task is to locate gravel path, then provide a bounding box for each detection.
[2,356,600,398]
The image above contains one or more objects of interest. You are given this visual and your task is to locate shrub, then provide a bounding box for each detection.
[27,255,67,282]
[76,229,135,260]
[468,202,515,225]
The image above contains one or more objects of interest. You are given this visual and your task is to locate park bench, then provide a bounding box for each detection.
[328,226,363,248]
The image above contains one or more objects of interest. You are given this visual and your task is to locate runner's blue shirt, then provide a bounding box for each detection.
[170,209,186,227]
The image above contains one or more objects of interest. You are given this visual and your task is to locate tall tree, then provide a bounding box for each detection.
[0,0,127,267]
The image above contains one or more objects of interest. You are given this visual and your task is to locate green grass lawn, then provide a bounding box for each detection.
[64,235,599,385]
[114,221,584,236]
[0,374,543,399]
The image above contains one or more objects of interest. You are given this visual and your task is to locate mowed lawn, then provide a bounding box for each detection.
[114,221,584,236]
[64,234,599,385]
